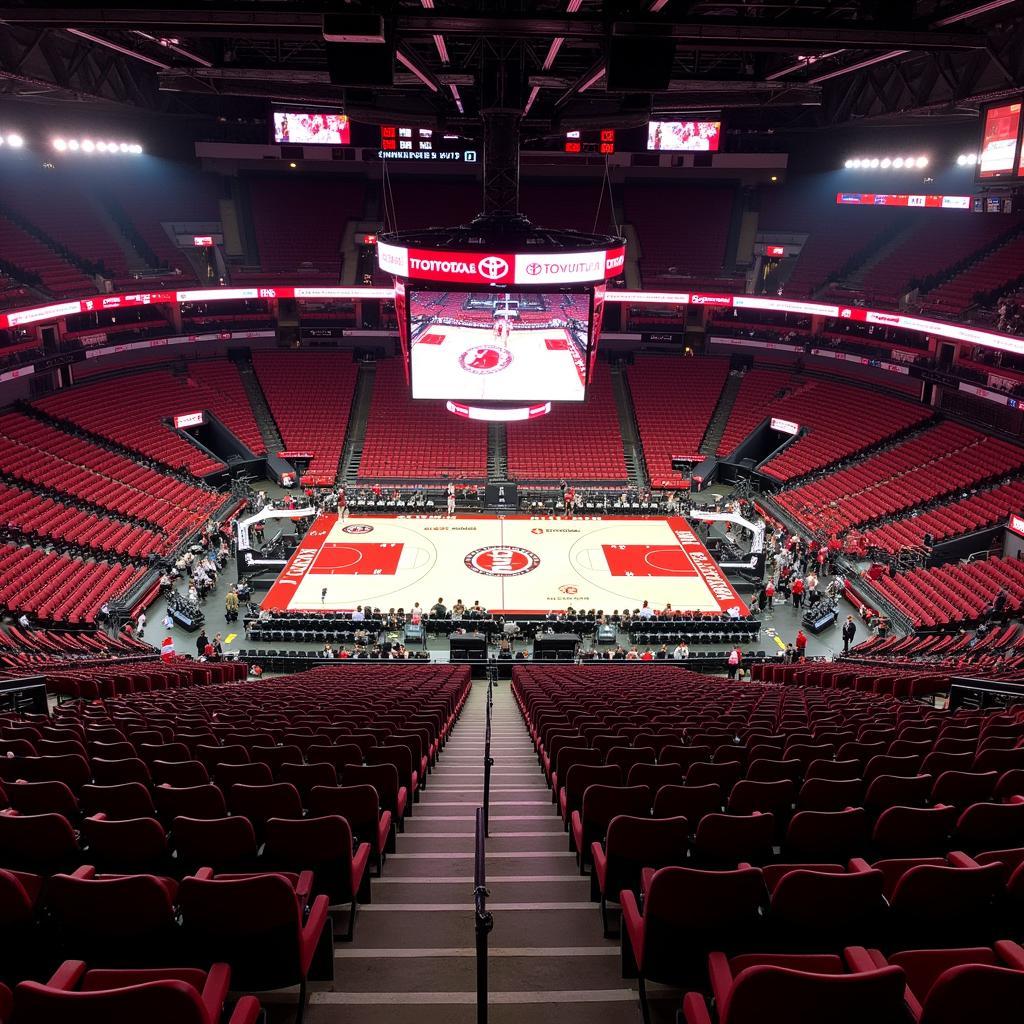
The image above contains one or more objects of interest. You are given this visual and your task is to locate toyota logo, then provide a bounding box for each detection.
[526,262,542,276]
[479,256,509,281]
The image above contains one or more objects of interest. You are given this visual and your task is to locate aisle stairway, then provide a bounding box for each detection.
[233,352,284,454]
[610,363,649,489]
[699,370,744,457]
[309,681,649,1024]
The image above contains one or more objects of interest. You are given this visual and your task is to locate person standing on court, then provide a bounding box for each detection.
[795,629,808,660]
[791,576,805,609]
[842,615,857,654]
[727,646,741,679]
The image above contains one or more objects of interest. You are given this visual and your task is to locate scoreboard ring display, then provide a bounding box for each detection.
[377,214,626,417]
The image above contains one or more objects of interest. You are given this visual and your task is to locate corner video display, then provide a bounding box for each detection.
[409,291,591,402]
[978,102,1021,179]
[647,120,721,152]
[273,111,351,145]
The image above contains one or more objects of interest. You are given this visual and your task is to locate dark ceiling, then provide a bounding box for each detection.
[0,2,1021,141]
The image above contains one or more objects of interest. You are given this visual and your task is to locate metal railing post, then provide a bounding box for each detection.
[474,806,493,1024]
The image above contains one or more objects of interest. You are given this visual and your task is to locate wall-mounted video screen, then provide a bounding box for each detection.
[647,120,721,152]
[273,111,351,145]
[409,291,591,402]
[978,102,1021,179]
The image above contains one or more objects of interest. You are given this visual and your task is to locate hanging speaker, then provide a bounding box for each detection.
[326,42,394,86]
[606,36,675,92]
[324,14,393,86]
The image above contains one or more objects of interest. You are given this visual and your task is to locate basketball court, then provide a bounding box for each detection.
[260,514,749,616]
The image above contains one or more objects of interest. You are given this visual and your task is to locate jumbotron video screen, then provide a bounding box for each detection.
[408,290,591,402]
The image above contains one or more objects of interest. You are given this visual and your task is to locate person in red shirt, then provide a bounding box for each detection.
[791,576,805,609]
[764,580,775,610]
[795,629,808,659]
[640,648,654,661]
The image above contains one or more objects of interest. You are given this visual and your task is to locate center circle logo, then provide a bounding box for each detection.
[459,346,513,374]
[526,262,542,276]
[479,256,509,281]
[465,546,541,577]
[342,524,374,534]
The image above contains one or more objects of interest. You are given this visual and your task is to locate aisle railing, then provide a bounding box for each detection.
[474,805,493,1024]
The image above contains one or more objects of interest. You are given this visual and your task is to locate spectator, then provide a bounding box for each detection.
[791,576,805,609]
[431,597,447,618]
[352,605,365,622]
[195,629,209,657]
[136,610,146,638]
[638,600,654,620]
[764,579,775,610]
[640,647,654,661]
[795,629,808,659]
[842,615,857,654]
[225,587,239,623]
[727,645,742,679]
[673,639,689,660]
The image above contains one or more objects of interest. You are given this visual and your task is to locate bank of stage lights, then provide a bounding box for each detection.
[0,133,24,148]
[844,156,930,170]
[50,138,143,155]
[957,152,979,166]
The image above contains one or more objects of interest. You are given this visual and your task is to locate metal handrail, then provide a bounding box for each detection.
[483,664,494,836]
[474,805,493,1024]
